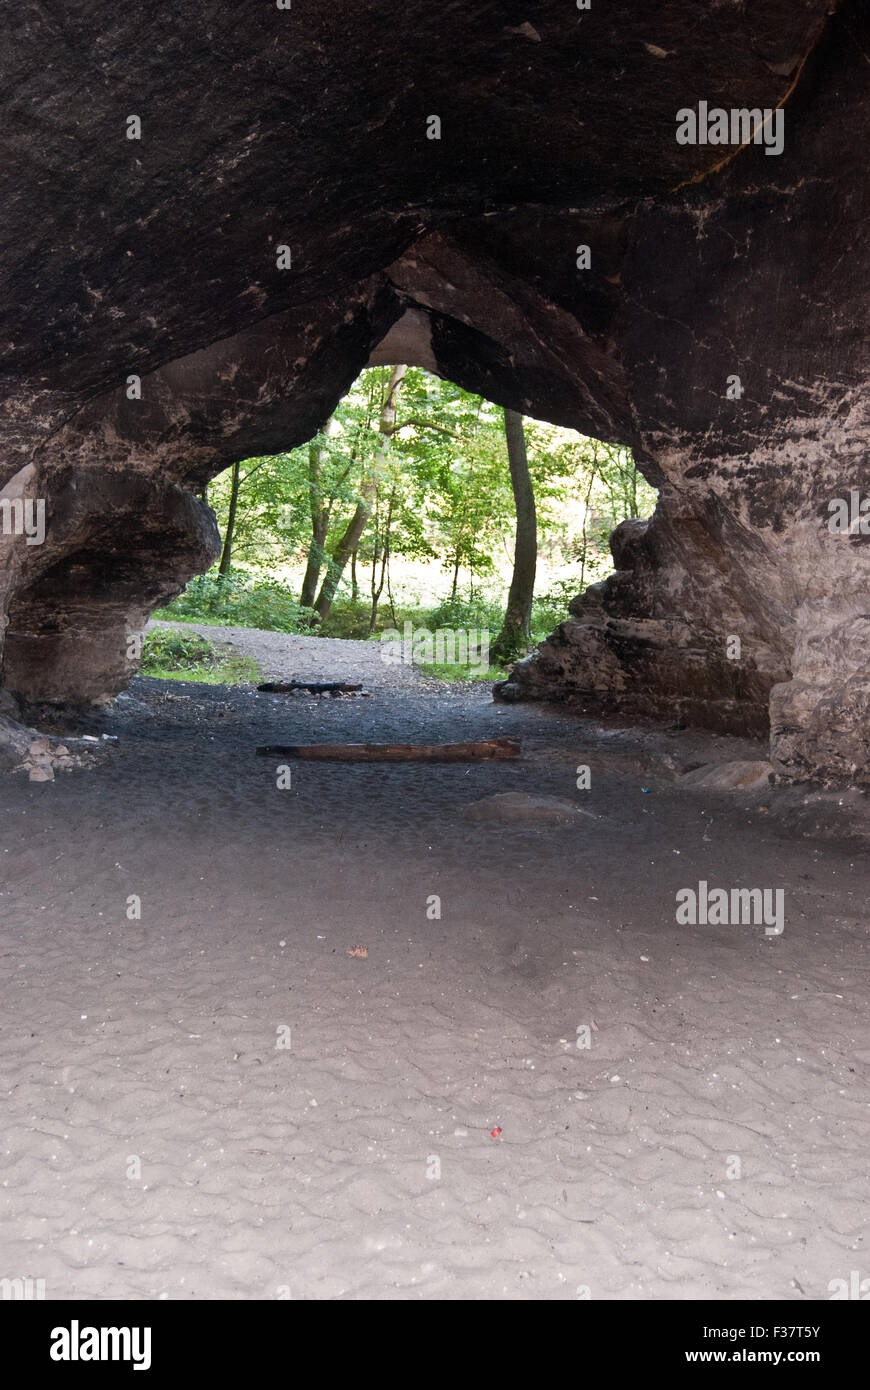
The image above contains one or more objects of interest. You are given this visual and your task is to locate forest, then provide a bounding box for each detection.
[154,366,657,678]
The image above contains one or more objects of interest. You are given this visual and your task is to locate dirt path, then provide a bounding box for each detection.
[149,618,438,689]
[0,628,867,1301]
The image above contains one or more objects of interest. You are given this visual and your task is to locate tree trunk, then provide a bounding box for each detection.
[299,504,329,608]
[351,546,359,601]
[369,489,395,633]
[450,552,460,599]
[300,418,338,608]
[218,460,241,577]
[313,495,373,619]
[578,447,600,590]
[491,408,537,664]
[256,738,521,762]
[314,366,406,619]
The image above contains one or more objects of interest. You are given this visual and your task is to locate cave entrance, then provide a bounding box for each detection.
[147,365,657,697]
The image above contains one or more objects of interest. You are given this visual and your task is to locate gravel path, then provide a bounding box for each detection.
[149,619,441,689]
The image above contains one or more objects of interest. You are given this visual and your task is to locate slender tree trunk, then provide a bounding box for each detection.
[314,366,406,619]
[351,547,359,601]
[578,449,600,590]
[369,490,395,633]
[313,498,372,618]
[300,505,329,608]
[218,460,241,577]
[491,408,537,664]
[386,554,398,628]
[300,418,338,607]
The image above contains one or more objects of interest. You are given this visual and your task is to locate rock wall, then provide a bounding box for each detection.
[0,1,867,781]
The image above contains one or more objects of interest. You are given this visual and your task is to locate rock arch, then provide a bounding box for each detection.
[0,0,867,782]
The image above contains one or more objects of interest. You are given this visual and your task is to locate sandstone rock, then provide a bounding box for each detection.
[0,1,866,783]
[0,715,34,770]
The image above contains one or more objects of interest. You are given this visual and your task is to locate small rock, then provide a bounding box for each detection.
[29,765,54,782]
[680,760,773,791]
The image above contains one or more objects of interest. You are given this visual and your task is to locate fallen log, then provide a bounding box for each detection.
[257,681,364,694]
[255,738,521,761]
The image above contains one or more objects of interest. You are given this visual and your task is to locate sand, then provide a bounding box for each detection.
[0,625,867,1300]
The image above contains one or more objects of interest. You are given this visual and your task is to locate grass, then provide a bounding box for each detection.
[149,569,585,687]
[144,654,261,685]
[152,571,314,634]
[154,568,582,648]
[418,661,504,683]
[141,628,261,685]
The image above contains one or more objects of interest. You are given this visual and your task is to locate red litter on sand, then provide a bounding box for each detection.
[490,1127,502,1138]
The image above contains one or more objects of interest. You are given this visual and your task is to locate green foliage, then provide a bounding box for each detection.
[523,421,657,588]
[426,594,504,635]
[153,653,262,685]
[141,627,261,684]
[210,452,312,571]
[418,661,504,683]
[170,366,658,644]
[531,580,579,639]
[316,600,380,641]
[154,572,315,634]
[142,627,217,669]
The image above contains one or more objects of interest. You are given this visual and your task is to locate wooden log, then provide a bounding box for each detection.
[255,738,521,761]
[257,681,364,694]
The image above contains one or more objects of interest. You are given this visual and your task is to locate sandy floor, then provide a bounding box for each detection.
[0,626,867,1301]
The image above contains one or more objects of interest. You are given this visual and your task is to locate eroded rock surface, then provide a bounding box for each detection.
[0,1,867,781]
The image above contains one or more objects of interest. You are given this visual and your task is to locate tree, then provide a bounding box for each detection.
[196,366,657,642]
[313,365,407,619]
[491,409,537,663]
[299,416,340,608]
[217,460,241,576]
[418,391,515,597]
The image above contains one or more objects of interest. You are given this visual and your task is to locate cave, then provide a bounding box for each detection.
[1,0,868,1315]
[0,0,867,784]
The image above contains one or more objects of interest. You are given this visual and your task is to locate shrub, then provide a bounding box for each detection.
[425,594,504,635]
[141,628,261,685]
[154,570,315,634]
[531,579,579,638]
[141,627,217,672]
